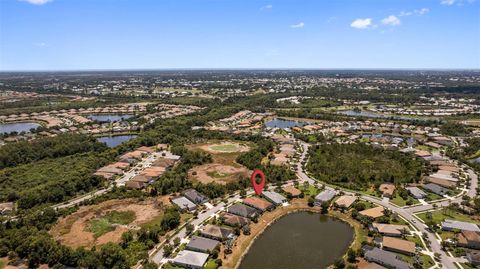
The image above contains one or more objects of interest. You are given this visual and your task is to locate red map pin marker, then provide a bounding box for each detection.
[251,170,266,196]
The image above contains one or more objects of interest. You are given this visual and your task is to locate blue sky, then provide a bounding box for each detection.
[0,0,479,70]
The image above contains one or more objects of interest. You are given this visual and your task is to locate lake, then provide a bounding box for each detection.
[0,122,41,134]
[238,211,354,269]
[96,134,137,148]
[264,118,309,129]
[87,114,133,122]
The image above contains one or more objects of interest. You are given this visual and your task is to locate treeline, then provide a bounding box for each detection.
[440,121,471,137]
[0,134,107,169]
[307,143,425,190]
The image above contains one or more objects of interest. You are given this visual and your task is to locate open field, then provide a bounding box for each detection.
[187,141,252,185]
[416,209,480,225]
[50,197,171,248]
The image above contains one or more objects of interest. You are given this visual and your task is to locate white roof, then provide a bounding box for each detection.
[171,196,196,210]
[442,219,480,232]
[172,250,209,267]
[262,191,287,204]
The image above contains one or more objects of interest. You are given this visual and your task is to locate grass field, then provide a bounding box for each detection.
[204,259,219,269]
[88,210,136,238]
[421,255,435,269]
[210,143,238,152]
[105,211,136,225]
[416,209,480,225]
[424,192,443,201]
[0,260,5,269]
[89,218,115,238]
[391,194,419,207]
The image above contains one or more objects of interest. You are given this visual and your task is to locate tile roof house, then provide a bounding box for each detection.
[262,191,287,206]
[200,224,235,241]
[186,236,220,253]
[227,203,259,219]
[334,195,358,208]
[379,183,396,198]
[243,197,274,212]
[282,185,301,197]
[363,246,410,269]
[171,196,197,212]
[371,223,409,237]
[220,212,250,227]
[172,250,209,269]
[382,236,416,255]
[359,206,385,219]
[456,231,480,250]
[183,189,208,204]
[466,250,480,266]
[426,177,456,188]
[441,219,480,232]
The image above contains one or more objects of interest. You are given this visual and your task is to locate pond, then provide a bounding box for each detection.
[96,134,137,148]
[238,211,354,269]
[0,122,41,134]
[87,114,133,122]
[264,118,309,129]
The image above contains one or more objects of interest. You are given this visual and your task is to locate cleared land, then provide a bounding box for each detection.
[187,141,251,185]
[50,197,171,248]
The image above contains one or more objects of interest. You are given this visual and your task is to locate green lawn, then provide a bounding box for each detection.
[460,262,477,269]
[417,209,480,225]
[0,260,5,269]
[391,194,419,207]
[105,211,136,225]
[299,185,320,197]
[89,218,115,238]
[406,235,424,247]
[421,255,435,269]
[424,192,443,201]
[88,210,136,238]
[210,144,238,152]
[203,259,219,269]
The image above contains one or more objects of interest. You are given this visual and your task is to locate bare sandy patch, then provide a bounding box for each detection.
[189,163,251,185]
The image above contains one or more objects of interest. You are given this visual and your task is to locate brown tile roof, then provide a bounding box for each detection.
[359,206,385,219]
[282,185,301,196]
[334,195,357,208]
[426,177,456,188]
[243,197,273,211]
[382,236,416,255]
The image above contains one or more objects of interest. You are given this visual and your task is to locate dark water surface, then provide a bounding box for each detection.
[87,114,133,122]
[238,211,354,269]
[96,134,137,147]
[0,122,41,134]
[264,118,308,129]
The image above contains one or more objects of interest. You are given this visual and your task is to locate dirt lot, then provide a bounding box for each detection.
[50,196,171,249]
[187,141,252,185]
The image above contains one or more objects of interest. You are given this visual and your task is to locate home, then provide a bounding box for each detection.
[282,185,301,197]
[466,250,480,266]
[227,203,259,219]
[379,183,395,198]
[200,224,235,241]
[426,177,456,188]
[456,231,480,250]
[171,250,209,269]
[171,196,197,212]
[243,197,274,212]
[262,191,287,206]
[334,195,357,208]
[422,183,448,196]
[441,220,480,232]
[186,236,220,253]
[220,212,250,227]
[405,187,426,199]
[371,223,409,237]
[314,189,337,206]
[183,189,208,204]
[363,246,410,269]
[359,206,385,219]
[382,236,416,256]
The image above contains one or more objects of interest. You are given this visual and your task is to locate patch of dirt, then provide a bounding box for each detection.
[199,142,250,154]
[189,163,251,185]
[50,197,171,249]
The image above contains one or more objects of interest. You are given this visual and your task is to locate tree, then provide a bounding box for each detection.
[334,258,346,269]
[185,224,194,235]
[347,248,357,263]
[308,197,315,207]
[163,244,173,257]
[173,237,180,247]
[321,201,329,214]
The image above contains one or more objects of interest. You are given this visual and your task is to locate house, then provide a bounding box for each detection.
[441,220,480,232]
[171,196,197,212]
[200,224,235,241]
[243,197,274,212]
[227,203,259,219]
[456,231,480,249]
[466,250,480,266]
[334,195,357,208]
[379,183,395,198]
[382,236,416,256]
[414,151,431,159]
[363,246,410,269]
[422,183,448,196]
[171,250,209,269]
[314,189,337,206]
[186,236,220,253]
[125,180,143,189]
[359,206,385,219]
[426,177,456,188]
[220,212,250,227]
[405,187,426,199]
[371,223,409,237]
[262,191,287,206]
[282,185,301,197]
[0,202,14,215]
[183,189,208,204]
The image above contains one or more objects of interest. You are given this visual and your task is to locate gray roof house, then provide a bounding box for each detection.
[186,236,220,253]
[363,246,411,269]
[422,183,448,196]
[200,224,235,241]
[441,219,480,232]
[262,190,287,206]
[405,187,426,199]
[171,196,197,212]
[172,250,209,269]
[183,189,208,204]
[314,189,337,206]
[227,203,259,219]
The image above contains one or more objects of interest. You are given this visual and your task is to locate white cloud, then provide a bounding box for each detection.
[399,11,413,17]
[415,8,430,15]
[19,0,52,5]
[382,15,401,26]
[260,4,272,10]
[350,18,373,29]
[290,22,305,28]
[441,0,456,5]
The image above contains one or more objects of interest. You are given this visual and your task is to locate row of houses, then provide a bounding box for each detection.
[270,134,297,166]
[441,219,480,266]
[171,189,209,212]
